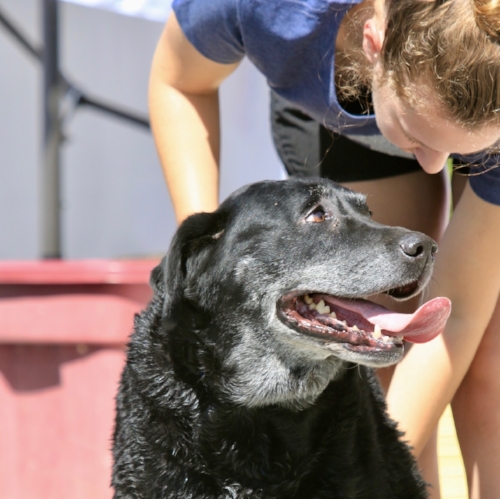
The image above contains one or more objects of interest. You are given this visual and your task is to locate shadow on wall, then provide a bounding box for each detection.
[0,344,96,390]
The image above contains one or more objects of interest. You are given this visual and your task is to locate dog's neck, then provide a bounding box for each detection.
[185,365,380,493]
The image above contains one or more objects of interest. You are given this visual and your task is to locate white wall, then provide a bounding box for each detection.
[0,0,283,259]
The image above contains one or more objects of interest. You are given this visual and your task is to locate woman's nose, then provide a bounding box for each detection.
[413,148,449,174]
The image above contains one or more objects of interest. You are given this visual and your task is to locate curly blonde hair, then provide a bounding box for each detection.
[381,0,500,129]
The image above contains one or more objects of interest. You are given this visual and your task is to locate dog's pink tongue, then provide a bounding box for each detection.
[332,297,451,343]
[364,297,451,343]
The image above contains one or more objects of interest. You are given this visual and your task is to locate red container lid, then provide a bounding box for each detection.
[0,259,160,285]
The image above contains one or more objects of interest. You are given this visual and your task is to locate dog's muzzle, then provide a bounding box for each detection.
[278,292,451,354]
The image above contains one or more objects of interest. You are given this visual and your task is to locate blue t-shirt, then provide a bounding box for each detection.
[172,0,500,205]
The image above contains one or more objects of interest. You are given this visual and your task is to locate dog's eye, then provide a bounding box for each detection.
[305,207,326,223]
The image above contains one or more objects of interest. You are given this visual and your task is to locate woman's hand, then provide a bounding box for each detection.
[149,12,240,224]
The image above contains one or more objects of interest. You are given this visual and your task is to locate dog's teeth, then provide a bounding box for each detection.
[309,302,317,310]
[329,311,337,319]
[342,320,348,327]
[315,300,330,315]
[382,335,391,343]
[304,294,313,305]
[352,325,359,331]
[373,324,382,339]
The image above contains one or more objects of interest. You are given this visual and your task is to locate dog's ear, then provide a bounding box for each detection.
[159,210,228,331]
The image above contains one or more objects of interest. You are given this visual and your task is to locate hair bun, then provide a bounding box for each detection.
[473,0,500,41]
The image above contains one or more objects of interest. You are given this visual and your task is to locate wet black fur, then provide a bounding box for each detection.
[112,179,431,498]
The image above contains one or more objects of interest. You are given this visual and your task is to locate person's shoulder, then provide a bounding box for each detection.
[172,0,245,63]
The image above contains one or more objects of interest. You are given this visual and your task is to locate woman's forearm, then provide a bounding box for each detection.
[386,183,500,456]
[149,80,221,224]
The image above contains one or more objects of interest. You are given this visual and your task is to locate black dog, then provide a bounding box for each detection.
[112,178,451,499]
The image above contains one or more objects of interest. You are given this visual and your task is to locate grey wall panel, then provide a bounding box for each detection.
[0,0,284,259]
[0,0,40,259]
[59,4,173,258]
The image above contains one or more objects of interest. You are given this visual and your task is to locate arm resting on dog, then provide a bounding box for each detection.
[386,182,500,457]
[149,12,239,224]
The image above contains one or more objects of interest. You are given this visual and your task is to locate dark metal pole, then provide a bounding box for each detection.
[41,0,61,258]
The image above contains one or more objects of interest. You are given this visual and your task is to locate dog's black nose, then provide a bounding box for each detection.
[399,233,437,258]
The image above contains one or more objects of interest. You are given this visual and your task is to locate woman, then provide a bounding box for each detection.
[148,0,500,497]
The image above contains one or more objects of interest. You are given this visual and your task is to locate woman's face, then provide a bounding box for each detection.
[371,79,500,174]
[362,3,500,173]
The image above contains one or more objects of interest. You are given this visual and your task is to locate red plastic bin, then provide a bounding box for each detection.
[0,259,159,499]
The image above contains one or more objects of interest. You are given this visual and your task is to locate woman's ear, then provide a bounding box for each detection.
[362,18,383,64]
